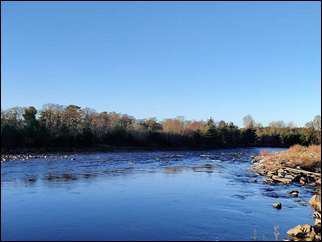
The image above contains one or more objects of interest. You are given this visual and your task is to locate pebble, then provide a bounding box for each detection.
[288,190,299,197]
[272,202,282,209]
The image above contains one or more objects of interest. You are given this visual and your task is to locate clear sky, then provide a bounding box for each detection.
[1,1,321,127]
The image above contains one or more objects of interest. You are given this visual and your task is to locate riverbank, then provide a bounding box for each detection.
[252,145,321,241]
[285,190,321,241]
[252,145,321,186]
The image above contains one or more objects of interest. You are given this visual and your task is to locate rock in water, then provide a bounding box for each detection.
[277,168,286,178]
[263,178,273,184]
[284,174,295,180]
[267,171,275,177]
[289,190,299,197]
[272,202,282,209]
[310,194,321,213]
[300,176,307,185]
[250,178,257,183]
[313,211,321,227]
[287,224,316,241]
[271,175,293,184]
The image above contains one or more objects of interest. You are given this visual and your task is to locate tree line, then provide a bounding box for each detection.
[1,104,321,152]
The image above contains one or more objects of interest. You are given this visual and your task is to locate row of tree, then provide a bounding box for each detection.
[1,104,321,152]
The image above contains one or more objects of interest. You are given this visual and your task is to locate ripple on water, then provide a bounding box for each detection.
[1,148,316,241]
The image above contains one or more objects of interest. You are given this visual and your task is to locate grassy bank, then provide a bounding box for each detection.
[253,144,321,173]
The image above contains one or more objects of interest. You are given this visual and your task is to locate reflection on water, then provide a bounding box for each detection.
[1,148,315,241]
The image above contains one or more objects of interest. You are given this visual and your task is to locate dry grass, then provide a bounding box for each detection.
[255,145,321,172]
[259,149,270,156]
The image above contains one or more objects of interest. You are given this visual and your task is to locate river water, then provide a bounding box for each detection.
[1,148,315,241]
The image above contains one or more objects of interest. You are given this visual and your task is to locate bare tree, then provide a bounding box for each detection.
[312,115,321,131]
[243,115,255,129]
[286,122,296,128]
[269,121,286,128]
[306,115,321,131]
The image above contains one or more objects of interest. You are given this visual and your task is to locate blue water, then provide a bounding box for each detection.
[1,148,315,241]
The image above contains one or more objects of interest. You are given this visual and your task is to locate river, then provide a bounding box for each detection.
[1,148,315,241]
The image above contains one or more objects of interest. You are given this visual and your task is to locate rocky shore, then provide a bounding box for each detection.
[252,145,321,241]
[286,191,321,241]
[252,160,321,187]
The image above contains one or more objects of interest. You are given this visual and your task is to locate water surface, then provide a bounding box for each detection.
[1,148,315,241]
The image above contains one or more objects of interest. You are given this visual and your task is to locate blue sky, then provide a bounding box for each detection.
[1,2,321,127]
